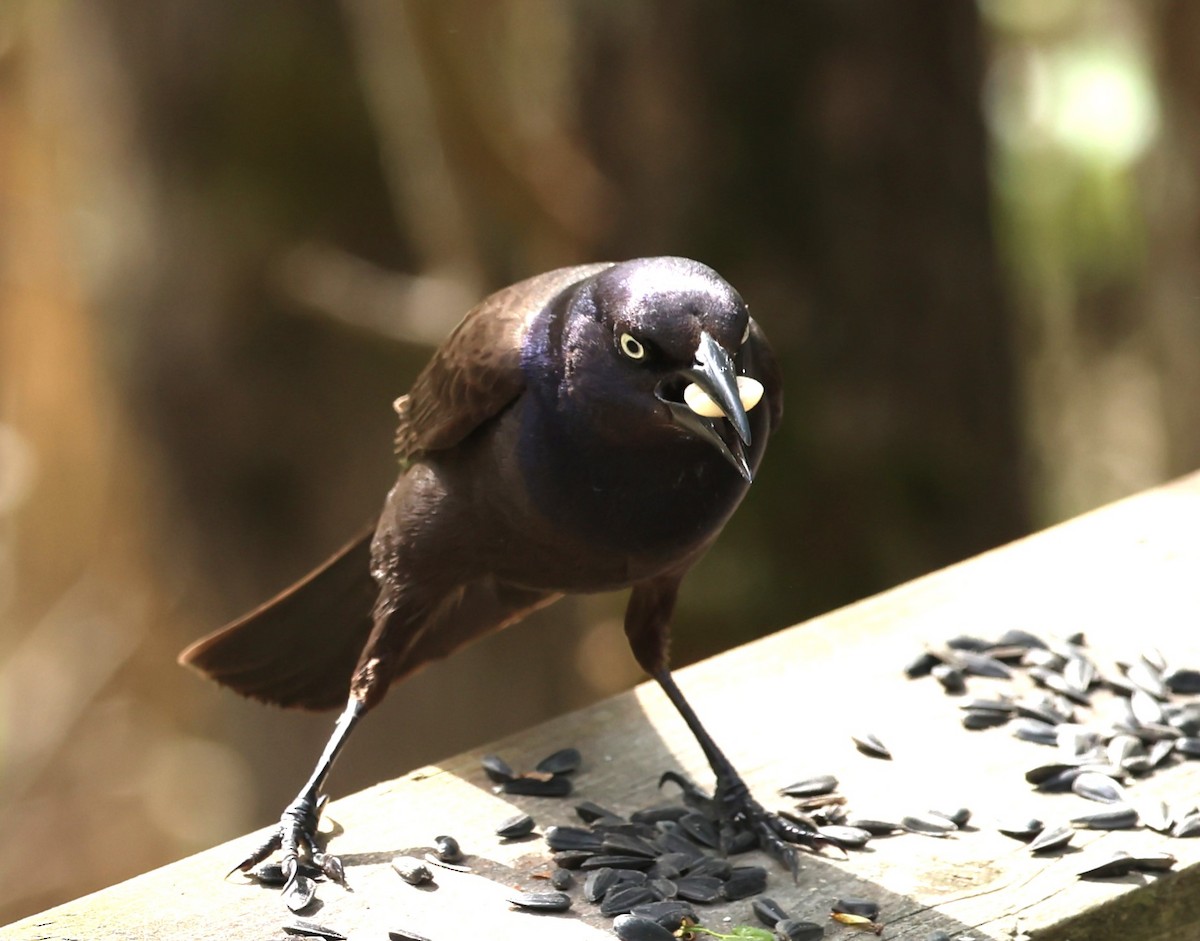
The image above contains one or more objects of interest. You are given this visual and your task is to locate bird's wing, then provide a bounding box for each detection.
[746,318,784,432]
[394,262,615,461]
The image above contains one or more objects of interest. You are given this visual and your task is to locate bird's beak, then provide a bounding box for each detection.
[658,331,759,482]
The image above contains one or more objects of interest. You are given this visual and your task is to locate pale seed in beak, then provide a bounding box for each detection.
[682,376,764,419]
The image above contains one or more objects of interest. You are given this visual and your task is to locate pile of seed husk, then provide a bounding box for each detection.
[497,770,926,939]
[533,795,770,918]
[906,629,1200,862]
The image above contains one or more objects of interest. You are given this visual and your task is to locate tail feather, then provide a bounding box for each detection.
[179,527,379,711]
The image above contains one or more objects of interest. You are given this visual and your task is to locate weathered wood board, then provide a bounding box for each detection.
[7,472,1200,941]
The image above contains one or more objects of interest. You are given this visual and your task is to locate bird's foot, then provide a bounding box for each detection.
[661,770,836,877]
[231,794,346,911]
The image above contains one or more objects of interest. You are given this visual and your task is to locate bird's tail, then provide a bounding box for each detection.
[178,527,379,711]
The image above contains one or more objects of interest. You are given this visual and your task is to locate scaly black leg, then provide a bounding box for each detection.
[653,668,827,875]
[234,698,363,908]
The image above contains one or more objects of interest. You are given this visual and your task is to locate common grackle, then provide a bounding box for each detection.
[179,256,811,905]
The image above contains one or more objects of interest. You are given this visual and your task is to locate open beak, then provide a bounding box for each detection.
[657,331,761,482]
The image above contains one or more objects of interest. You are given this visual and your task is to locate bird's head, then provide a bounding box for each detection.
[557,257,768,481]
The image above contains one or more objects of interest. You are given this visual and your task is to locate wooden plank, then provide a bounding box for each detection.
[7,472,1200,941]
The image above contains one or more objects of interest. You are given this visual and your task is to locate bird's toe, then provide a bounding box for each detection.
[233,794,343,911]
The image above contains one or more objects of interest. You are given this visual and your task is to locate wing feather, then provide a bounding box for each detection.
[394,263,614,461]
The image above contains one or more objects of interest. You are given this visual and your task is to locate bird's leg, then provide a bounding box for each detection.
[234,697,364,893]
[652,668,826,874]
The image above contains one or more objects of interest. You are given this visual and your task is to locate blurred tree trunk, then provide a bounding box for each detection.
[571,2,1028,649]
[1148,2,1200,478]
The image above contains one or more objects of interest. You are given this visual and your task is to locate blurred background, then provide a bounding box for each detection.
[1,0,1197,924]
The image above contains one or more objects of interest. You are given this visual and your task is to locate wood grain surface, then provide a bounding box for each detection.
[8,472,1200,941]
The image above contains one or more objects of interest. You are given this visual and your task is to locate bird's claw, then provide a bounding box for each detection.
[663,770,835,878]
[232,794,345,910]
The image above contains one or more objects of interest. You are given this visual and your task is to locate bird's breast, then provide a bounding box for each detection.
[513,396,752,567]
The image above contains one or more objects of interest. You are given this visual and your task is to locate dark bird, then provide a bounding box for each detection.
[179,256,807,902]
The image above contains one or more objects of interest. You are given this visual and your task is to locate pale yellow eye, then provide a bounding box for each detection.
[619,332,646,360]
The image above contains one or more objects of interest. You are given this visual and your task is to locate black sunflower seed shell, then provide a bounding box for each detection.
[653,824,707,857]
[1012,718,1059,746]
[1022,648,1066,671]
[480,753,514,783]
[1138,799,1173,833]
[388,930,434,941]
[1132,689,1166,726]
[674,875,724,903]
[1025,761,1080,785]
[576,800,622,824]
[649,877,677,899]
[509,890,571,912]
[1131,851,1176,871]
[962,708,1010,730]
[1029,824,1073,854]
[902,812,956,836]
[996,628,1048,649]
[1175,737,1200,758]
[1125,660,1168,698]
[283,873,317,913]
[600,884,659,917]
[678,813,720,848]
[631,900,698,929]
[611,914,676,941]
[959,651,1012,679]
[775,919,826,941]
[946,634,992,651]
[1171,812,1200,838]
[833,897,881,919]
[536,747,582,775]
[997,817,1043,840]
[1062,656,1097,694]
[933,807,971,828]
[543,824,600,852]
[1071,772,1126,804]
[682,856,731,880]
[852,732,892,759]
[497,813,536,839]
[846,817,903,835]
[780,774,839,798]
[727,829,758,854]
[630,804,691,825]
[1070,804,1138,830]
[1077,853,1135,880]
[649,852,694,878]
[1165,667,1200,695]
[432,834,462,863]
[817,825,872,847]
[583,867,619,902]
[722,865,768,901]
[502,776,572,797]
[932,663,966,694]
[904,650,943,679]
[752,896,790,927]
[581,854,656,871]
[551,851,592,869]
[251,863,289,886]
[601,832,660,858]
[283,921,348,940]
